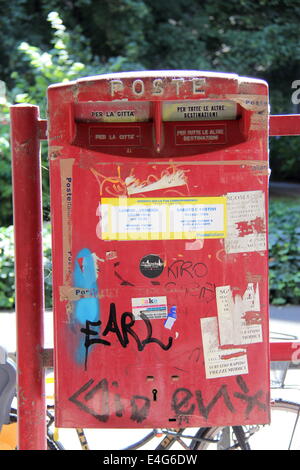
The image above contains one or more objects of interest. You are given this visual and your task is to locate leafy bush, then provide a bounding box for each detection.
[11,11,139,114]
[0,223,52,309]
[0,84,14,226]
[269,199,300,305]
[0,11,144,227]
[0,226,15,308]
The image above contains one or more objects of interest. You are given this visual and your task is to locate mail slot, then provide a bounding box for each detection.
[48,71,270,428]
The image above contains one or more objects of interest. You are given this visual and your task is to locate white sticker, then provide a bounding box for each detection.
[225,190,267,254]
[216,283,263,346]
[163,100,237,121]
[201,317,248,379]
[131,296,168,320]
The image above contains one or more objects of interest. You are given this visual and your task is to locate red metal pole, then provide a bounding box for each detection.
[10,104,47,450]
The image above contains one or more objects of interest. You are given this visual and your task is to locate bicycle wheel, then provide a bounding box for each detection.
[190,399,300,450]
[155,426,249,450]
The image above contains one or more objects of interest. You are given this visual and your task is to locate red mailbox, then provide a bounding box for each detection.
[48,71,270,429]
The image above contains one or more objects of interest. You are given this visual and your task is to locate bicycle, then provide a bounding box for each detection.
[1,347,300,450]
[151,345,300,450]
[46,351,300,450]
[3,397,299,450]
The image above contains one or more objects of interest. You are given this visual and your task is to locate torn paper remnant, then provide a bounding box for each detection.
[201,317,248,379]
[216,283,263,347]
[225,190,266,254]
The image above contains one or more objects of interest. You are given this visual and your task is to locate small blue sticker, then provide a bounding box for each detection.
[164,306,177,329]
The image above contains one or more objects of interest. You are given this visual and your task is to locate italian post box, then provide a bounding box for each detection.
[47,71,270,429]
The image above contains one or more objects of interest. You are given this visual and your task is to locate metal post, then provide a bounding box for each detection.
[10,104,47,450]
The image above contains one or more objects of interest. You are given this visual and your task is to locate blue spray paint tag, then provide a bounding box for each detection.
[73,248,100,365]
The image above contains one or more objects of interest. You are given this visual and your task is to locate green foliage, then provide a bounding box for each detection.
[0,83,13,226]
[0,2,298,189]
[269,199,300,305]
[9,12,103,223]
[0,223,52,310]
[0,226,15,308]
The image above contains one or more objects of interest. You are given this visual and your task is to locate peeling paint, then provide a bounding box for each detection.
[185,239,204,250]
[125,168,188,195]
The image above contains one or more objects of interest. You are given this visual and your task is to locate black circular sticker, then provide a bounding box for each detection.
[140,254,164,278]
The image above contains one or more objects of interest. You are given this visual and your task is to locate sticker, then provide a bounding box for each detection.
[216,283,262,346]
[185,239,204,250]
[163,100,237,121]
[100,197,226,241]
[131,296,168,320]
[225,94,268,131]
[140,254,164,278]
[164,306,177,330]
[201,317,248,379]
[89,126,141,146]
[225,190,267,254]
[60,159,75,285]
[175,124,226,145]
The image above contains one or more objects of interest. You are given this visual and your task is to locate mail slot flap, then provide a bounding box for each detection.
[73,119,247,157]
[74,100,239,123]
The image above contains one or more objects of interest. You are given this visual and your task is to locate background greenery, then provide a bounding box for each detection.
[1,0,300,307]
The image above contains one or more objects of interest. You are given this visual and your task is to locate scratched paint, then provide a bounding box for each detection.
[91,165,190,197]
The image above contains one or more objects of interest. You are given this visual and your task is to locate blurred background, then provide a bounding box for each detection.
[0,0,300,309]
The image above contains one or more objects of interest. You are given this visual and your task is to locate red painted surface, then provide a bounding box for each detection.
[10,105,47,450]
[47,71,271,429]
[10,71,300,449]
